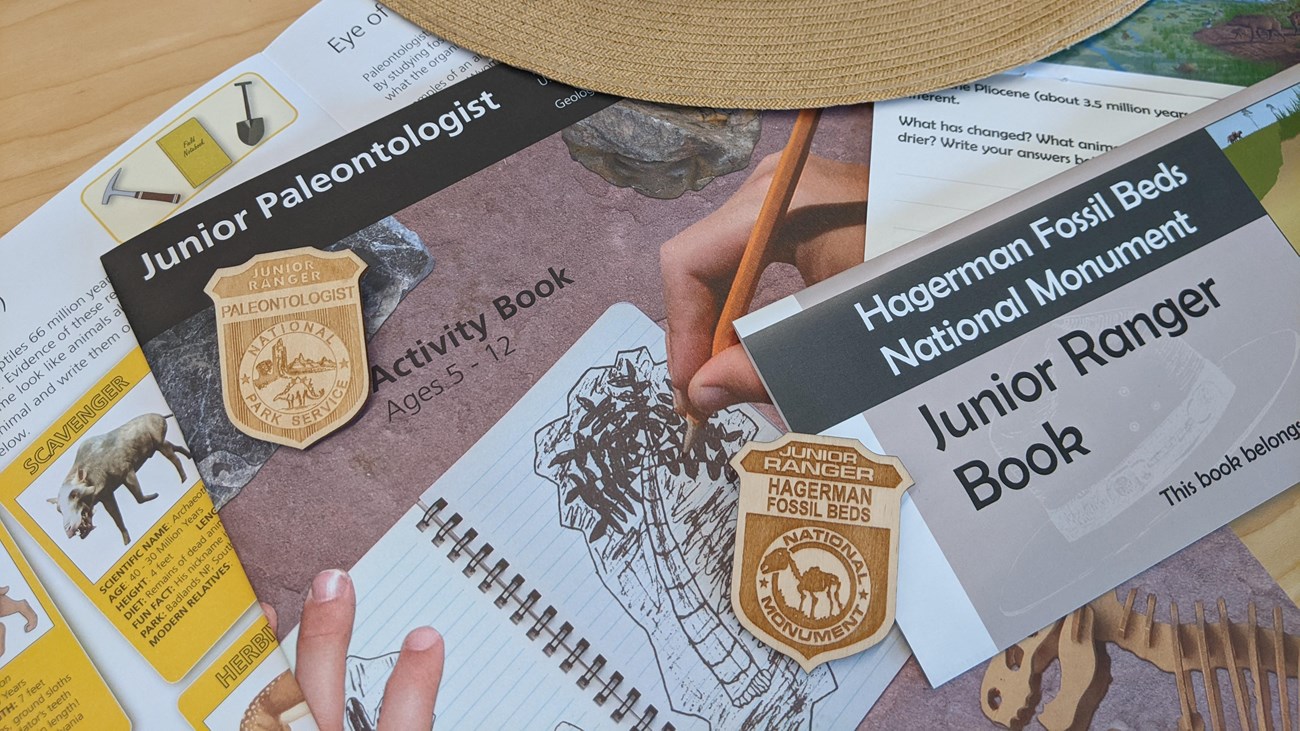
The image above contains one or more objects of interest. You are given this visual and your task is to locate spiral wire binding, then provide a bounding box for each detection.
[417,498,675,731]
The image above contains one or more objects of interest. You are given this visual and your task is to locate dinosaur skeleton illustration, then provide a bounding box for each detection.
[982,588,1299,731]
[759,548,845,620]
[535,347,835,729]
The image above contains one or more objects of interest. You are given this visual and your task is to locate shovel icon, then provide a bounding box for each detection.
[235,80,265,146]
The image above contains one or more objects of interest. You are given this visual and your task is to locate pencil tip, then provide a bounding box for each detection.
[682,418,701,454]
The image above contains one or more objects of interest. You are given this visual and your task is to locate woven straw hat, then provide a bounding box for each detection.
[387,0,1142,109]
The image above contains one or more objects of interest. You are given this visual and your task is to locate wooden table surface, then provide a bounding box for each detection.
[2,0,1297,604]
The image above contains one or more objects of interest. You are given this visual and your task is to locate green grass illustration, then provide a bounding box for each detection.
[1225,123,1283,198]
[1278,94,1300,140]
[1223,94,1300,199]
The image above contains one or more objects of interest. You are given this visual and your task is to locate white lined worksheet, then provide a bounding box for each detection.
[867,63,1238,256]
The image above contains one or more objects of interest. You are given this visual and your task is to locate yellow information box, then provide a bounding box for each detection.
[0,349,256,682]
[0,520,128,730]
[179,618,309,729]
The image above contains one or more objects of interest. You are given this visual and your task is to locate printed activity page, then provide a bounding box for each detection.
[867,63,1238,256]
[265,0,496,130]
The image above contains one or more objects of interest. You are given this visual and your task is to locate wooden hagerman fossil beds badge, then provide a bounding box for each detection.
[205,247,368,449]
[731,433,912,671]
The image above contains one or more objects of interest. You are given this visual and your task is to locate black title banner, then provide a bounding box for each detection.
[101,65,616,343]
[743,130,1266,433]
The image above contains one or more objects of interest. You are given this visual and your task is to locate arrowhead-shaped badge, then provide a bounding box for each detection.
[730,433,912,672]
[204,247,368,449]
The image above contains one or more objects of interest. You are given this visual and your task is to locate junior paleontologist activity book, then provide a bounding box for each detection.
[736,65,1300,685]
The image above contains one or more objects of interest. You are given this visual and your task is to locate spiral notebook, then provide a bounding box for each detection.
[283,303,910,730]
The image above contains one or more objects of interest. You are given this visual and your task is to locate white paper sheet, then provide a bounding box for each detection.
[866,63,1239,257]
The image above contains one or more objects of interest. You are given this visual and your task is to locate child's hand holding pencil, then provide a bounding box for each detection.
[660,110,870,444]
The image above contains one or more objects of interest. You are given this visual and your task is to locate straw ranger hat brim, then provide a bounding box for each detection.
[387,0,1143,109]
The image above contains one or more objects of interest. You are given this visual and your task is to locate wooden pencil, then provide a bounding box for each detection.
[682,108,822,452]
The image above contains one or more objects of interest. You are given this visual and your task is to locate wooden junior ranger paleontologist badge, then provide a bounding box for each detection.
[204,247,368,449]
[730,433,912,672]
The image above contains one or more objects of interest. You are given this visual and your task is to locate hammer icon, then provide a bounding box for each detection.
[101,168,182,205]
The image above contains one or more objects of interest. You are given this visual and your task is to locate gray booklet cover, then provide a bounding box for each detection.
[736,67,1300,685]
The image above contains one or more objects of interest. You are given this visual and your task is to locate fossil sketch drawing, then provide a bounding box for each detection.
[534,347,837,729]
[339,651,400,731]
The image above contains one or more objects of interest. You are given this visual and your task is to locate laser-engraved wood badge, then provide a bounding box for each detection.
[730,433,912,671]
[205,248,368,449]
